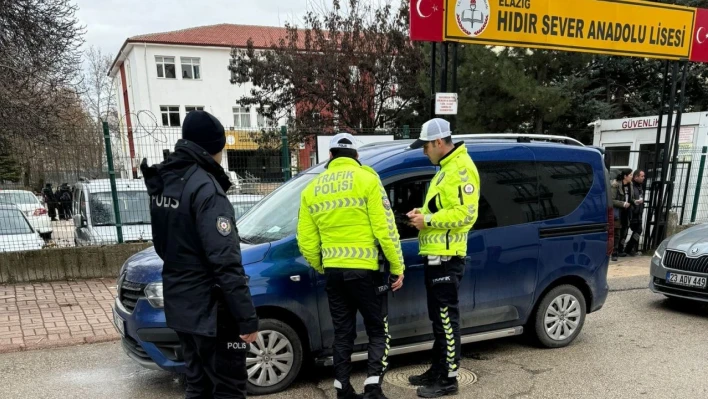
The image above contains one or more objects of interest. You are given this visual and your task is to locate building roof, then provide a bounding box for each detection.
[127,23,289,49]
[109,23,290,77]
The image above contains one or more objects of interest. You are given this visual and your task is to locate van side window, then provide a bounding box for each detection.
[537,162,593,220]
[384,175,433,240]
[474,161,539,230]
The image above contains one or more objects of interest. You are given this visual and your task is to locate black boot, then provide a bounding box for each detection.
[408,366,443,386]
[363,384,387,399]
[416,376,458,398]
[611,252,618,262]
[337,385,364,399]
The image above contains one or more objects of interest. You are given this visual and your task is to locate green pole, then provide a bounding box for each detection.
[103,121,124,244]
[402,125,410,139]
[281,126,291,181]
[690,146,707,223]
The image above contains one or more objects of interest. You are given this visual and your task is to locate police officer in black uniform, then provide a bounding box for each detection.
[141,110,259,399]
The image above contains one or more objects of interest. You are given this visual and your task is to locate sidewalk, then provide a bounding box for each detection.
[0,256,652,355]
[0,279,119,354]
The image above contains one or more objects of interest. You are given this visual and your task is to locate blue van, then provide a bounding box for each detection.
[113,134,611,395]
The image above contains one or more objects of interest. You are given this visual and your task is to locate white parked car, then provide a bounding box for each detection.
[0,203,45,252]
[0,190,53,239]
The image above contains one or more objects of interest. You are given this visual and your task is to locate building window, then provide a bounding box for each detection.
[185,106,204,113]
[233,107,251,128]
[256,108,275,128]
[160,106,181,127]
[181,57,201,79]
[606,146,631,167]
[156,56,176,79]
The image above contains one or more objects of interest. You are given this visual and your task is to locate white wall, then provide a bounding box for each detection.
[112,43,286,172]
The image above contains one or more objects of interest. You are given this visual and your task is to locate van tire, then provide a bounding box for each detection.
[246,318,303,396]
[531,285,586,348]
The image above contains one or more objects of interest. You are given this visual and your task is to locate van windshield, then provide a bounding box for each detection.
[237,173,317,244]
[90,191,152,226]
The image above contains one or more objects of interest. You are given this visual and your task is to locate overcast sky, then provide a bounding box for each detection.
[74,0,400,57]
[74,0,312,56]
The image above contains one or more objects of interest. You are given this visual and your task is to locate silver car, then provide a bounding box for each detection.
[650,223,708,303]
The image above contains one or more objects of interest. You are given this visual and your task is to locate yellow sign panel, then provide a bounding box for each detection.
[224,130,260,151]
[445,0,696,59]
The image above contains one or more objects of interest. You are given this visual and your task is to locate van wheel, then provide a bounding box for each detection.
[246,319,303,396]
[531,285,586,348]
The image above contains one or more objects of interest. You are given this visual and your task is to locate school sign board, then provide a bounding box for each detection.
[411,0,708,62]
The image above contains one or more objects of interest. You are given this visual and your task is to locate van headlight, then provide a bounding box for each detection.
[653,239,669,261]
[144,282,164,308]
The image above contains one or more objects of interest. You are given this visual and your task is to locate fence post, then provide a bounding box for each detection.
[103,121,124,244]
[402,125,410,139]
[281,126,291,181]
[690,146,707,223]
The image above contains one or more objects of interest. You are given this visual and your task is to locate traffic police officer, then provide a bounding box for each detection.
[406,119,480,398]
[297,133,405,399]
[141,110,259,399]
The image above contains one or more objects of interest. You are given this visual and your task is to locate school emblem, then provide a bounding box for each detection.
[217,216,232,236]
[455,0,491,37]
[464,184,475,194]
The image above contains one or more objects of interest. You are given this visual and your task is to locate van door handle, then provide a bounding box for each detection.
[290,275,301,282]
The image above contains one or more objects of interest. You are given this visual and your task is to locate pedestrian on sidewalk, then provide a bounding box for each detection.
[611,169,634,261]
[624,170,645,256]
[141,110,258,399]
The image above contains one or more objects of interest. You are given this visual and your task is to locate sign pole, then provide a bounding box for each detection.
[451,42,459,130]
[645,60,670,251]
[440,42,448,93]
[430,43,437,119]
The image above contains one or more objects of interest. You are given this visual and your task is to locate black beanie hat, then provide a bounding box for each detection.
[182,110,226,155]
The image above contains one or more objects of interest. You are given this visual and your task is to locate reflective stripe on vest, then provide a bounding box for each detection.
[322,247,379,260]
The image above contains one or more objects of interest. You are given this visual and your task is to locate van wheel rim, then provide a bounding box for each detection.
[246,330,294,387]
[544,294,581,341]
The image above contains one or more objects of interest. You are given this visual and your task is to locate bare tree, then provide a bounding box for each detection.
[0,0,85,136]
[81,45,119,129]
[229,0,427,141]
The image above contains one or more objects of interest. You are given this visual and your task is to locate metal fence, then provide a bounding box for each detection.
[4,122,704,255]
[0,121,410,253]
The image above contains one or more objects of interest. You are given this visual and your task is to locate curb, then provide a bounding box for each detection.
[0,335,120,355]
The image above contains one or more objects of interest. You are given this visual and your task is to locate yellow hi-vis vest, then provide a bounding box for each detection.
[419,143,480,256]
[297,157,405,275]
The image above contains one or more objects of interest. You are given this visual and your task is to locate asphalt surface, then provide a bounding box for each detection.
[1,275,707,399]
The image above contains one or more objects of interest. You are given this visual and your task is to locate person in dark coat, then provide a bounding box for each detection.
[140,110,258,399]
[624,170,645,256]
[42,183,58,221]
[58,183,72,220]
[610,169,634,261]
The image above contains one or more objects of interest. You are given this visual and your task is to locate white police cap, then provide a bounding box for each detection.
[329,132,360,151]
[409,118,452,149]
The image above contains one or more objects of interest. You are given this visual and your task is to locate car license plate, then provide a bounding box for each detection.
[113,308,125,337]
[666,272,707,289]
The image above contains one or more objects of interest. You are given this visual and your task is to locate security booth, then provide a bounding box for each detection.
[592,112,708,232]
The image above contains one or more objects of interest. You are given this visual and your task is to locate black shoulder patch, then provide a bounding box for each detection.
[217,216,232,236]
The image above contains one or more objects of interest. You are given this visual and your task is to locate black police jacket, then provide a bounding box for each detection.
[140,140,258,337]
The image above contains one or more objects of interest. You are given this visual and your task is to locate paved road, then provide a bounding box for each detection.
[1,276,706,399]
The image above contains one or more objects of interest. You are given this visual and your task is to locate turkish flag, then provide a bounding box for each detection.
[410,0,444,42]
[690,8,708,63]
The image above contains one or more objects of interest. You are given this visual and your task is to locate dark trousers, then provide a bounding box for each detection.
[176,320,248,399]
[614,211,630,255]
[424,257,465,378]
[325,268,389,390]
